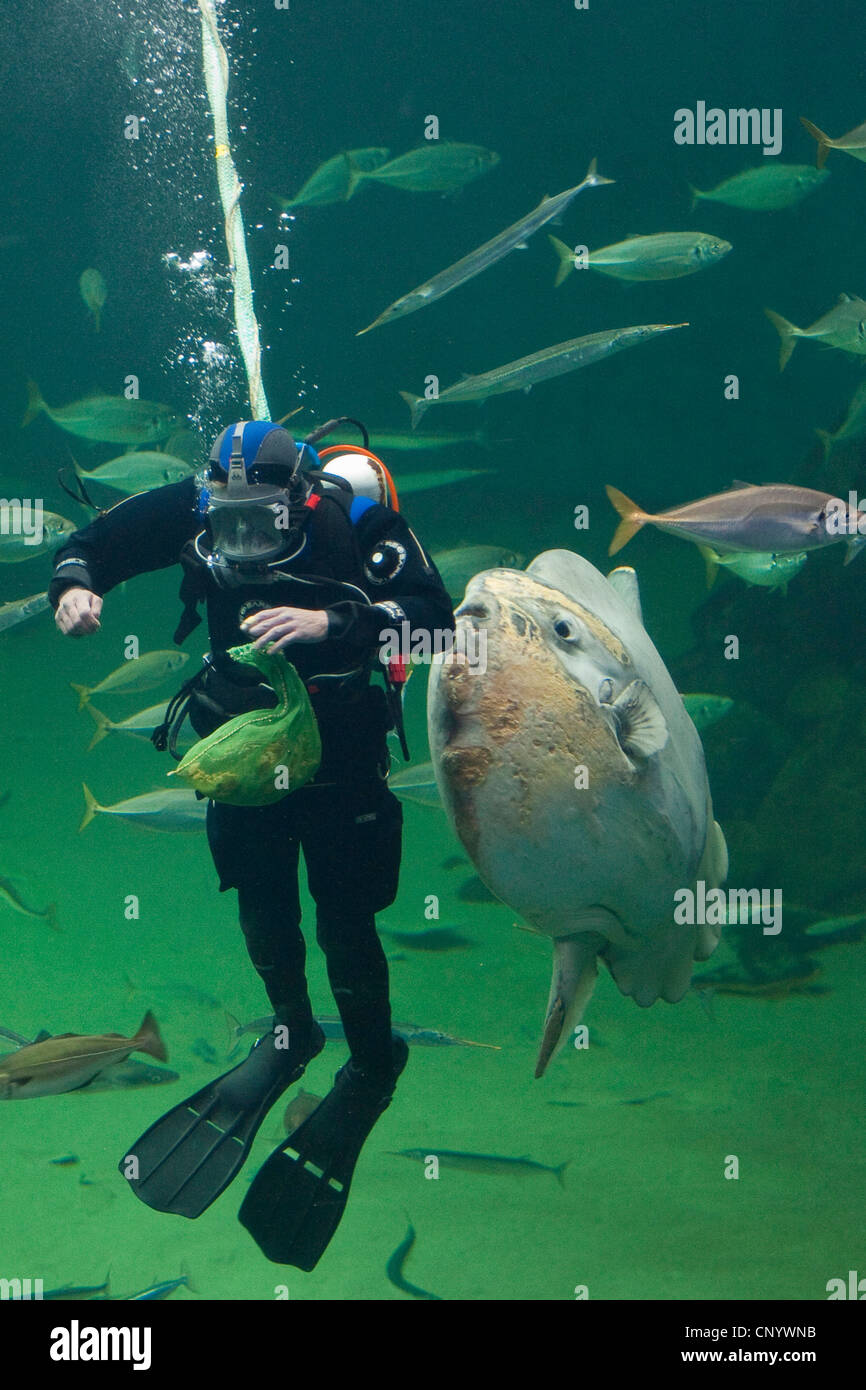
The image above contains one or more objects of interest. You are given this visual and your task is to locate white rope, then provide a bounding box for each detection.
[197,0,270,421]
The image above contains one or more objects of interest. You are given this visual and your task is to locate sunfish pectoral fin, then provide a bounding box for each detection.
[535,934,604,1078]
[844,535,865,565]
[611,680,668,759]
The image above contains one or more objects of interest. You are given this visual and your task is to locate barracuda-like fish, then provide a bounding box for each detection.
[0,590,49,632]
[400,323,687,427]
[358,159,612,334]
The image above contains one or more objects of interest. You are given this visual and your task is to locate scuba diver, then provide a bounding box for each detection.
[49,418,454,1268]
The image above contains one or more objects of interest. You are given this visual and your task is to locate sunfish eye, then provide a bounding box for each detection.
[553,616,579,643]
[598,678,615,704]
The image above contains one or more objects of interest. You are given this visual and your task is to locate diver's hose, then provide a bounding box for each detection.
[197,0,270,421]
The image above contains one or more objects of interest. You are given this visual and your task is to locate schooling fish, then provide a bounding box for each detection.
[283,1088,323,1134]
[324,426,491,452]
[379,926,472,951]
[23,382,182,445]
[0,590,50,632]
[697,543,808,591]
[681,694,734,732]
[386,1224,442,1301]
[85,701,195,751]
[690,163,828,210]
[816,379,866,460]
[765,294,866,370]
[392,1148,569,1185]
[801,115,866,168]
[227,1011,498,1050]
[79,784,207,833]
[74,451,193,495]
[79,268,107,331]
[0,875,58,931]
[550,230,730,284]
[607,483,865,563]
[275,147,391,210]
[358,159,611,334]
[388,761,442,808]
[348,142,499,195]
[432,545,525,600]
[396,468,492,496]
[44,1274,111,1300]
[71,650,189,708]
[401,324,686,427]
[0,513,76,564]
[0,1011,167,1098]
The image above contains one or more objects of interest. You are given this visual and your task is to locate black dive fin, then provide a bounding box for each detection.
[239,1038,409,1269]
[118,1026,325,1219]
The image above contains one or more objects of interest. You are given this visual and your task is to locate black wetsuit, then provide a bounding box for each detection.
[49,474,454,1083]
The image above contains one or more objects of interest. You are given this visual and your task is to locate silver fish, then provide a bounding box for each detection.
[70,650,189,708]
[816,379,866,459]
[801,116,866,167]
[391,1148,569,1184]
[0,1011,167,1099]
[607,482,865,563]
[349,142,499,195]
[23,382,182,444]
[0,513,76,564]
[698,544,808,591]
[359,158,611,334]
[84,701,194,751]
[227,1011,498,1050]
[690,163,828,210]
[388,761,442,808]
[0,590,49,632]
[75,452,193,495]
[400,323,687,427]
[276,147,391,210]
[550,230,731,283]
[322,426,491,452]
[682,694,734,732]
[765,294,866,370]
[79,785,207,833]
[432,544,525,599]
[0,876,58,931]
[79,269,107,331]
[395,468,492,495]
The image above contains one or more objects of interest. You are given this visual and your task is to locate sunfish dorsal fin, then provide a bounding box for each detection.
[606,566,643,623]
[611,680,668,759]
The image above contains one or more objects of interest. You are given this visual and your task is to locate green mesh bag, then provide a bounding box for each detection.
[168,643,321,806]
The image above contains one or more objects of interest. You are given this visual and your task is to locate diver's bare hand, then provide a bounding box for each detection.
[240,606,328,652]
[55,588,103,637]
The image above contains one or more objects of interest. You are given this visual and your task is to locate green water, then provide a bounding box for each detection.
[1,0,864,1302]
